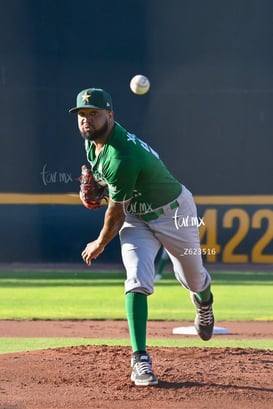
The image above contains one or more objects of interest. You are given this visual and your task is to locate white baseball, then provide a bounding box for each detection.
[130,75,150,95]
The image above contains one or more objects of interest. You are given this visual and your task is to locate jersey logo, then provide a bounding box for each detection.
[108,184,117,194]
[98,163,103,174]
[127,133,137,144]
[126,132,159,158]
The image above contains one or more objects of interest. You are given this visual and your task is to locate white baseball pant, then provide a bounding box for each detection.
[119,185,211,295]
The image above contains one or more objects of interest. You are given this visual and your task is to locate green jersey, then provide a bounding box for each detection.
[85,122,182,214]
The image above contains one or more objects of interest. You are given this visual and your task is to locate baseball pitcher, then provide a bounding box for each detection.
[69,88,214,386]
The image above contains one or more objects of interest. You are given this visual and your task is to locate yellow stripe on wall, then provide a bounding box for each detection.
[0,193,81,205]
[0,193,273,205]
[194,196,273,205]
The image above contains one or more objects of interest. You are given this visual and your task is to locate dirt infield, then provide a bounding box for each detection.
[0,320,272,409]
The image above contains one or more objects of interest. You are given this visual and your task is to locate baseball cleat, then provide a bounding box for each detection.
[191,293,214,341]
[131,353,158,386]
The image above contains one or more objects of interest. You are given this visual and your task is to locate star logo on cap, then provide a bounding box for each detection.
[81,91,91,103]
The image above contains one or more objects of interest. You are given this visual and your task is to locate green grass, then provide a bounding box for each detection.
[0,269,272,354]
[0,337,272,354]
[0,270,272,320]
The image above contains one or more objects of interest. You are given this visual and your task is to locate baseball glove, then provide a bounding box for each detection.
[78,165,107,209]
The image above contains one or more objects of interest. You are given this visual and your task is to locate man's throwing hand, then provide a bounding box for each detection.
[81,240,105,266]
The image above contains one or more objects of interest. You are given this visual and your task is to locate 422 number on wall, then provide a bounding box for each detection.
[198,205,273,263]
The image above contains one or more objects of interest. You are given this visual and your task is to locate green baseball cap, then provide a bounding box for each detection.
[69,88,113,113]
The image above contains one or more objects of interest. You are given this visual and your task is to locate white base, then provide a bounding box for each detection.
[172,326,230,335]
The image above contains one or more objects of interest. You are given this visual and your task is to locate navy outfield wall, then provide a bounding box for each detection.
[0,194,272,264]
[0,0,272,195]
[0,0,273,263]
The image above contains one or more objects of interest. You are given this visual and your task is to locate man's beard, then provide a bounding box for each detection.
[80,119,109,141]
